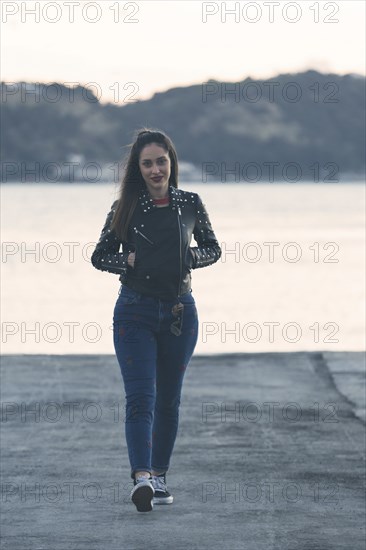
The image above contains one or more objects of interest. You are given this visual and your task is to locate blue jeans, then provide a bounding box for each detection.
[113,285,199,480]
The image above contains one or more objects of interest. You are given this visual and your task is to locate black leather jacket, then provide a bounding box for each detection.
[91,184,221,301]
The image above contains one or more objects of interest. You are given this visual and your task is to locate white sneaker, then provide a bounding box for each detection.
[130,476,155,512]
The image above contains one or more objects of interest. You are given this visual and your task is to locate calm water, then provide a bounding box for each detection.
[1,182,365,354]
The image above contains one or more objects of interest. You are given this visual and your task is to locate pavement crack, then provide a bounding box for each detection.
[310,351,365,428]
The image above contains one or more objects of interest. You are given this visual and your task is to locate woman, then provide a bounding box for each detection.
[91,128,221,512]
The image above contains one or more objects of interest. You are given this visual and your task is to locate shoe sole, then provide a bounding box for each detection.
[153,495,174,505]
[131,484,154,512]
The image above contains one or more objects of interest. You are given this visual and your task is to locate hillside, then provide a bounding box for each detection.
[1,70,365,182]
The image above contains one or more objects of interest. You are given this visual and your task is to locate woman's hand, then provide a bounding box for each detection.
[127,252,135,268]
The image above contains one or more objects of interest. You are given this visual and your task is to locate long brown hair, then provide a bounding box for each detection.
[110,128,179,242]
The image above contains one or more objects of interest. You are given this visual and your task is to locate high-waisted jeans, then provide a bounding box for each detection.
[113,284,199,480]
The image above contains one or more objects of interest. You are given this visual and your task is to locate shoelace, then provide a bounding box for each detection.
[152,475,167,492]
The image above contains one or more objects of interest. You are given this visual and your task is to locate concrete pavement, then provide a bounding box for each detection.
[1,352,365,550]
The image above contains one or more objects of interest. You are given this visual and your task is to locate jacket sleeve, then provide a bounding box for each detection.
[189,194,221,269]
[90,200,130,275]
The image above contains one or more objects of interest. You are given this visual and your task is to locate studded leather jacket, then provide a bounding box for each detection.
[91,184,221,301]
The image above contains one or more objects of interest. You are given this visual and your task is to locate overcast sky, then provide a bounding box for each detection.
[2,0,365,104]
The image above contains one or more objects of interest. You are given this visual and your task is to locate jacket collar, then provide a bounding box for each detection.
[138,184,180,214]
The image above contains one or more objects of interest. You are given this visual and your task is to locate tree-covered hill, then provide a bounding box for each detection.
[1,70,365,182]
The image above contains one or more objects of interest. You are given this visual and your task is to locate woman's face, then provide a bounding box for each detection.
[138,143,171,197]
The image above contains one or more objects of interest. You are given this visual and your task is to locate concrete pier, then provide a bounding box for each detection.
[1,352,365,550]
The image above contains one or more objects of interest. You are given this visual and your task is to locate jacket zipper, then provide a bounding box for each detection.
[177,206,182,298]
[134,228,154,245]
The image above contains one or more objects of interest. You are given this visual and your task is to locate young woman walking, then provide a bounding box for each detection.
[91,129,221,512]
